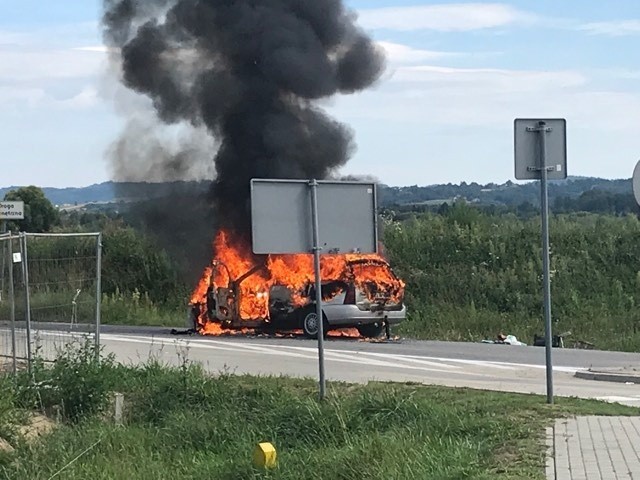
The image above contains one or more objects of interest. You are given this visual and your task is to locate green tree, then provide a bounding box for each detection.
[3,186,60,232]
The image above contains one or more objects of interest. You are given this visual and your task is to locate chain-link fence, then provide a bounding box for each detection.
[0,232,102,373]
[0,232,19,374]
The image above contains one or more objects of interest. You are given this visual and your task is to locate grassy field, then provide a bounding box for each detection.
[6,207,640,352]
[384,210,640,352]
[0,343,637,480]
[393,302,638,350]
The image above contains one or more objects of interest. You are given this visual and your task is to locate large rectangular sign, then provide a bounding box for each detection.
[514,118,567,180]
[0,201,25,220]
[250,179,378,255]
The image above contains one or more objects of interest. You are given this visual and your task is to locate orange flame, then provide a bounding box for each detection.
[191,229,405,336]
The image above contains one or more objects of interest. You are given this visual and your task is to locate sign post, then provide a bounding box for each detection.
[250,179,378,400]
[1,202,24,317]
[309,180,326,399]
[7,233,17,375]
[515,118,567,405]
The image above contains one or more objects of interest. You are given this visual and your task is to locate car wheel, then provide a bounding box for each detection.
[302,310,329,339]
[357,322,385,338]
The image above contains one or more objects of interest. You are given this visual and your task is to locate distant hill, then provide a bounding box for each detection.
[0,177,633,210]
[378,177,632,208]
[0,181,211,206]
[0,183,120,206]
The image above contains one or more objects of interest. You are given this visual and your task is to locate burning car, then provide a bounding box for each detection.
[105,1,394,340]
[104,1,393,338]
[189,231,406,338]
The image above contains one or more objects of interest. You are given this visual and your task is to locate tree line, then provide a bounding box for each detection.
[5,186,640,350]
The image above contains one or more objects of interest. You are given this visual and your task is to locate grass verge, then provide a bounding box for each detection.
[0,342,638,479]
[397,301,640,351]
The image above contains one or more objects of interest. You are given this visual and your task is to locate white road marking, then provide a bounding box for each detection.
[0,329,582,375]
[596,395,640,403]
[320,349,467,374]
[248,344,580,373]
[105,334,316,359]
[104,334,484,375]
[355,351,514,370]
[98,333,582,376]
[354,352,580,373]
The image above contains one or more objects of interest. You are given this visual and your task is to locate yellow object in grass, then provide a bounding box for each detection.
[253,442,277,469]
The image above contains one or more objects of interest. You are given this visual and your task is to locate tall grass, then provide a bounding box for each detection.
[0,342,636,479]
[100,290,186,327]
[385,206,640,350]
[7,208,640,349]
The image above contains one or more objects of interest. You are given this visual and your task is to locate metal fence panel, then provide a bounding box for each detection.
[0,232,102,372]
[24,233,101,363]
[0,233,21,373]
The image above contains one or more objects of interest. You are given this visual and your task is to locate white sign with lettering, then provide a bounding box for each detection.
[0,201,25,220]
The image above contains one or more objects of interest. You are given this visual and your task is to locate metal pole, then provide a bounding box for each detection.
[310,179,326,400]
[538,120,554,404]
[1,220,6,302]
[20,233,32,375]
[8,233,16,375]
[95,233,102,355]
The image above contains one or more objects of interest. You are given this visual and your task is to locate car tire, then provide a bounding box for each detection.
[357,322,385,338]
[302,310,329,339]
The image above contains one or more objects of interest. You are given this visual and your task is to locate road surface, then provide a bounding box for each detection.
[2,324,640,407]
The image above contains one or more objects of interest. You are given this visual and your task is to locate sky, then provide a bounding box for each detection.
[0,1,639,188]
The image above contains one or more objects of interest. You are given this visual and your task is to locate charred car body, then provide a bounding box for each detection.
[190,258,406,338]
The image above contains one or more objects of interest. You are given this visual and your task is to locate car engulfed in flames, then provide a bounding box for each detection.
[189,229,406,338]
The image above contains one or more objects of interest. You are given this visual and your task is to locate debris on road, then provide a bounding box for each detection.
[533,331,571,348]
[482,333,526,346]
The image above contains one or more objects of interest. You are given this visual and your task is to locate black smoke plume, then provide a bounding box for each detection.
[103,0,384,237]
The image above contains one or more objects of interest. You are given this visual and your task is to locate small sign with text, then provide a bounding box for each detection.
[0,201,25,220]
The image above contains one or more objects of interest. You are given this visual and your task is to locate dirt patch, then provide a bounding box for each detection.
[0,359,12,373]
[0,437,14,454]
[0,359,27,373]
[18,414,55,443]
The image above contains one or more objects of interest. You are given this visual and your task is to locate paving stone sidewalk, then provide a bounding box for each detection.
[547,416,640,479]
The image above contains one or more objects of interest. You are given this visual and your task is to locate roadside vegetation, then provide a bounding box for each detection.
[0,342,636,479]
[5,186,640,351]
[385,202,640,351]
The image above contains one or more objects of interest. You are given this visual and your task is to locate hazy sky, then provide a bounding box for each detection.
[1,1,639,187]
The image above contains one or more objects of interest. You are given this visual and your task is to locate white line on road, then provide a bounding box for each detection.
[359,352,581,373]
[0,329,583,375]
[99,333,583,376]
[596,395,640,403]
[104,334,486,375]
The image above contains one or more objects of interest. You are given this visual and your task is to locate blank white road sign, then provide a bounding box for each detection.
[250,179,378,255]
[514,118,567,180]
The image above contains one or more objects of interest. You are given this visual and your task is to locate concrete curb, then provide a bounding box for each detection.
[545,426,555,480]
[574,370,639,384]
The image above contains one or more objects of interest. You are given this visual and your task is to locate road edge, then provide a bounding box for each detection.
[574,370,639,384]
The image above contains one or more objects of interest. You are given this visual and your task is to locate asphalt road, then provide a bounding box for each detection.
[2,324,640,407]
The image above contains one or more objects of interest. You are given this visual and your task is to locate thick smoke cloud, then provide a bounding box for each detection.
[109,117,216,182]
[103,0,385,236]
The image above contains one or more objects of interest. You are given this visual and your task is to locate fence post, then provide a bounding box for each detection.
[1,222,6,302]
[8,233,17,375]
[20,233,32,375]
[95,233,102,356]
